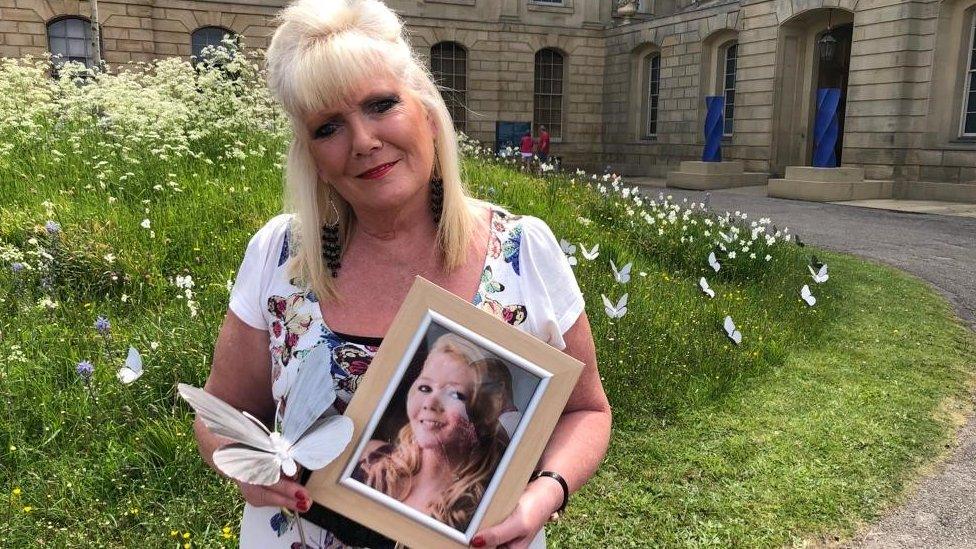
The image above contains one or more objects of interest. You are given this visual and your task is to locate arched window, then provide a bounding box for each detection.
[642,53,661,138]
[430,42,467,132]
[721,41,737,136]
[47,17,94,68]
[961,17,976,135]
[534,48,564,139]
[191,26,237,62]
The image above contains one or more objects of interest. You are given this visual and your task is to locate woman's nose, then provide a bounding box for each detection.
[422,392,444,411]
[348,117,382,157]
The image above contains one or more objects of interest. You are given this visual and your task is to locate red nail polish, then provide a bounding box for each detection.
[471,535,485,547]
[300,500,311,512]
[295,490,305,500]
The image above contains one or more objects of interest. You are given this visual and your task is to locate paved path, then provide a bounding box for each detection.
[631,182,976,547]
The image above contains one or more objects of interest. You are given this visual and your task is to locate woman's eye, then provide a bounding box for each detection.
[450,391,468,402]
[417,384,431,394]
[373,97,399,113]
[313,123,338,139]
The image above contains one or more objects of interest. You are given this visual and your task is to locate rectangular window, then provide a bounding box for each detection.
[723,43,737,136]
[534,49,564,138]
[644,54,660,137]
[962,17,976,136]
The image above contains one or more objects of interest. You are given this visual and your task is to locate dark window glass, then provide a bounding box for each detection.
[47,18,93,68]
[966,21,976,135]
[644,54,660,137]
[533,48,564,139]
[723,42,737,136]
[431,42,468,131]
[192,27,236,62]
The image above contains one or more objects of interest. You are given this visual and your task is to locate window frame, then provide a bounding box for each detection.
[960,13,976,137]
[721,41,737,137]
[46,16,96,69]
[190,26,238,64]
[533,48,565,140]
[430,41,468,133]
[642,53,661,139]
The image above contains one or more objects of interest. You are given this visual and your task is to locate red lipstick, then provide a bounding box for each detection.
[358,160,398,179]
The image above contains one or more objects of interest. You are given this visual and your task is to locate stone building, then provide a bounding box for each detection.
[2,0,975,202]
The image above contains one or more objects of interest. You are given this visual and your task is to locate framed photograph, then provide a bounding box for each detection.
[307,276,583,548]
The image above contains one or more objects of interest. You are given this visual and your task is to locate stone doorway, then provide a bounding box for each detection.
[770,9,855,176]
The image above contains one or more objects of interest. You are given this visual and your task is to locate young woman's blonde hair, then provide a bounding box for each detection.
[264,0,477,301]
[361,333,515,530]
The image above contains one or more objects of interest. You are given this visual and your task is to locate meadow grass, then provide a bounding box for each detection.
[1,53,974,547]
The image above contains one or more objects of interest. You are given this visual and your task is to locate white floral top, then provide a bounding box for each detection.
[228,204,583,548]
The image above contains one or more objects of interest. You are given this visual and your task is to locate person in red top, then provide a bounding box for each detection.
[538,125,551,163]
[519,131,534,170]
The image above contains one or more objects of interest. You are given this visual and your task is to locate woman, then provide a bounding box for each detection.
[356,333,515,533]
[192,0,612,547]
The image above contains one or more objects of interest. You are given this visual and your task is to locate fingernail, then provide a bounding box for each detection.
[471,535,485,547]
[299,500,311,512]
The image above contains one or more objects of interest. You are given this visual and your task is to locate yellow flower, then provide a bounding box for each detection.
[22,506,33,513]
[183,532,191,539]
[183,544,191,549]
[12,487,21,496]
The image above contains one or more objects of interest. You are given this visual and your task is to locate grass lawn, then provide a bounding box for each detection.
[1,54,974,547]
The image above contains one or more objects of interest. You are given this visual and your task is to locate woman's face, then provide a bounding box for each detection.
[406,351,479,454]
[302,74,437,216]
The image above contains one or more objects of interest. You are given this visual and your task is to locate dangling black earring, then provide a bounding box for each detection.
[430,177,444,225]
[321,199,341,278]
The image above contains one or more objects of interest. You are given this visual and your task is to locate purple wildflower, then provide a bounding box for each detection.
[75,360,94,381]
[45,220,61,235]
[94,316,111,335]
[10,262,24,273]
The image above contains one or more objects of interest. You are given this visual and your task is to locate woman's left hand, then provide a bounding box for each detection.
[469,477,563,548]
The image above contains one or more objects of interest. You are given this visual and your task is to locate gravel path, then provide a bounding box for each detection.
[635,184,976,547]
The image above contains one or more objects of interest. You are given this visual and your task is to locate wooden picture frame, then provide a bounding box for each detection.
[307,276,583,548]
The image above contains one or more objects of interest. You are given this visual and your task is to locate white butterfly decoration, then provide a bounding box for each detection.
[117,346,143,384]
[559,238,578,266]
[723,315,742,345]
[178,345,354,486]
[610,260,632,284]
[602,293,628,319]
[707,252,721,273]
[718,231,734,243]
[808,263,829,284]
[580,243,600,261]
[559,238,576,255]
[699,277,715,299]
[800,284,816,306]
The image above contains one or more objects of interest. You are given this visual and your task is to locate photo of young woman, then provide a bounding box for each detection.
[352,331,535,532]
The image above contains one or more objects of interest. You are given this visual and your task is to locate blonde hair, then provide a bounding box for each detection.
[362,333,514,530]
[265,0,477,301]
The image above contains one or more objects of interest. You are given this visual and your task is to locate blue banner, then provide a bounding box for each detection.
[703,96,724,162]
[813,88,841,168]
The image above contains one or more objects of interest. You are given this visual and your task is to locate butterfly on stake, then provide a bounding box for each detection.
[610,260,632,284]
[707,251,721,273]
[699,277,715,299]
[178,344,354,486]
[723,315,743,345]
[580,243,599,261]
[559,238,578,266]
[116,346,144,384]
[808,256,828,284]
[800,284,816,306]
[602,293,628,319]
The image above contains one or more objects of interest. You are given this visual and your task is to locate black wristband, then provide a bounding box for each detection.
[529,470,569,514]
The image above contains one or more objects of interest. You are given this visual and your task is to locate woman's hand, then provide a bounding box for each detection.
[469,477,563,548]
[236,476,312,513]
